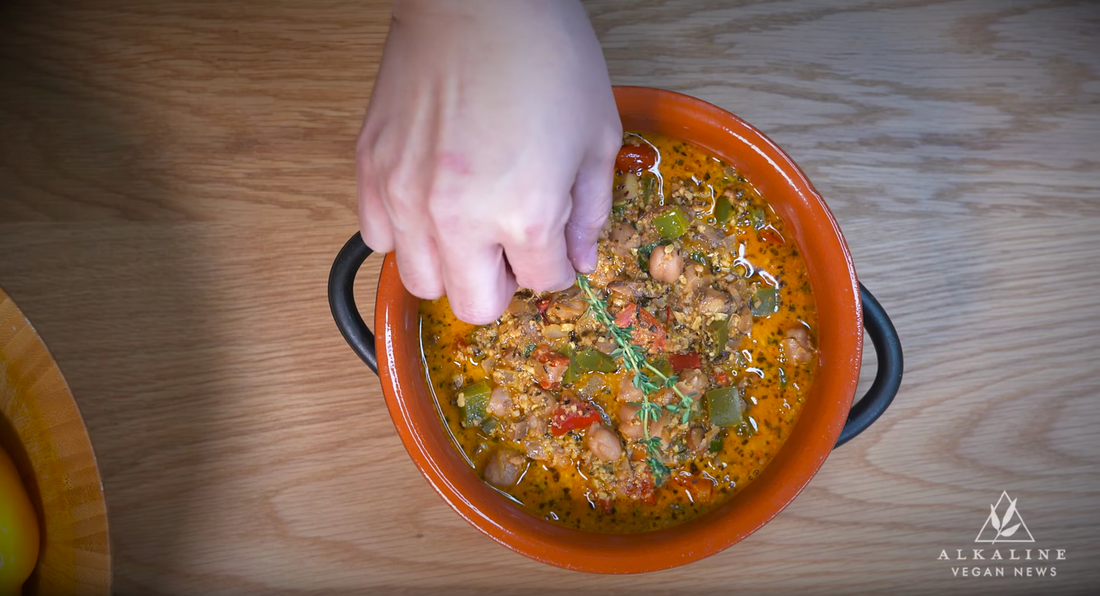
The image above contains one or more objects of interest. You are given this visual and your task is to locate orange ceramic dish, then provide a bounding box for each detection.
[329,87,902,573]
[419,131,823,533]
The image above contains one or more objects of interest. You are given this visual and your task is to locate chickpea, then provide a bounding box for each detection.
[648,244,683,284]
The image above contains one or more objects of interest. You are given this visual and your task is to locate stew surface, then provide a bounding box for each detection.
[419,132,818,532]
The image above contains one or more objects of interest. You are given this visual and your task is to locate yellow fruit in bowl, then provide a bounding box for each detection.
[0,445,39,596]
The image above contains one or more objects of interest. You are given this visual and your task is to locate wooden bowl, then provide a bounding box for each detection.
[0,287,110,594]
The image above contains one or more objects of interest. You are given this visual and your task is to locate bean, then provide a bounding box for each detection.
[483,448,526,488]
[648,244,684,284]
[487,387,513,418]
[618,404,644,440]
[586,424,623,462]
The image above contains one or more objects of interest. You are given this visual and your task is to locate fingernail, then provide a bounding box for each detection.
[582,244,598,273]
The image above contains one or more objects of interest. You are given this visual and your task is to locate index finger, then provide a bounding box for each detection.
[436,239,518,325]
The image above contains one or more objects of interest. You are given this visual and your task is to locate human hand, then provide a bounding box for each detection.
[357,0,621,324]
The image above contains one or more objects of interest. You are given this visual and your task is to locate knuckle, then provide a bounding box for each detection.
[401,274,444,301]
[510,221,552,246]
[513,257,573,293]
[395,258,442,300]
[450,295,506,326]
[359,223,394,253]
[499,206,566,246]
[518,273,573,294]
[383,175,423,224]
[427,198,464,236]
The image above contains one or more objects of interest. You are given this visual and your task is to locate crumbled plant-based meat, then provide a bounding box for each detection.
[418,132,818,533]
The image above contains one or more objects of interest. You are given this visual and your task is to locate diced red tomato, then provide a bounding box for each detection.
[535,296,552,323]
[667,351,701,373]
[671,474,715,504]
[613,302,637,328]
[532,344,569,390]
[613,302,668,353]
[623,473,657,505]
[549,400,601,436]
[759,227,785,244]
[596,495,614,514]
[714,370,730,385]
[615,144,658,174]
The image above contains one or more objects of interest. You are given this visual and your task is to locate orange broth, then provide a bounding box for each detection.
[419,133,817,532]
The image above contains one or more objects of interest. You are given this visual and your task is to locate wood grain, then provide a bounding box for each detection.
[0,0,1098,594]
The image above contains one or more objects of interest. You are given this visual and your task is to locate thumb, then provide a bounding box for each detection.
[565,148,617,273]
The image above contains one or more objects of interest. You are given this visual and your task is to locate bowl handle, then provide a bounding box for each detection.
[834,283,903,447]
[327,233,904,439]
[328,232,379,375]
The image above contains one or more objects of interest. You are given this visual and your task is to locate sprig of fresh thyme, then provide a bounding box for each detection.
[576,275,696,485]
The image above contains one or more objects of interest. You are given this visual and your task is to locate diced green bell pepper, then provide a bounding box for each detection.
[479,418,498,434]
[574,348,617,373]
[749,207,767,230]
[708,318,729,356]
[654,208,689,240]
[558,345,582,385]
[460,380,492,427]
[640,174,658,202]
[715,195,733,225]
[750,287,779,317]
[653,357,674,380]
[706,386,743,427]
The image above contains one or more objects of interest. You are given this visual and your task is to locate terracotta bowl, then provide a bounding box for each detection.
[329,87,902,573]
[0,287,111,594]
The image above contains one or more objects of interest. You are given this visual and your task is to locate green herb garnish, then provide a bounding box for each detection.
[576,275,695,485]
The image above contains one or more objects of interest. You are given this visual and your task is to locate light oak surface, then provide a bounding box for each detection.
[1,0,1098,594]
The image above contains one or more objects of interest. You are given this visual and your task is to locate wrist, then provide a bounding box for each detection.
[392,0,584,26]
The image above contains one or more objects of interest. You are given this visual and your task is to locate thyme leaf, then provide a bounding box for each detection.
[576,274,698,480]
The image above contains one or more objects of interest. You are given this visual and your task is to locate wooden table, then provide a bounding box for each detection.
[2,0,1097,593]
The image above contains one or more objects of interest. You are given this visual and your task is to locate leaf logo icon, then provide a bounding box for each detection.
[975,491,1035,544]
[999,498,1021,538]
